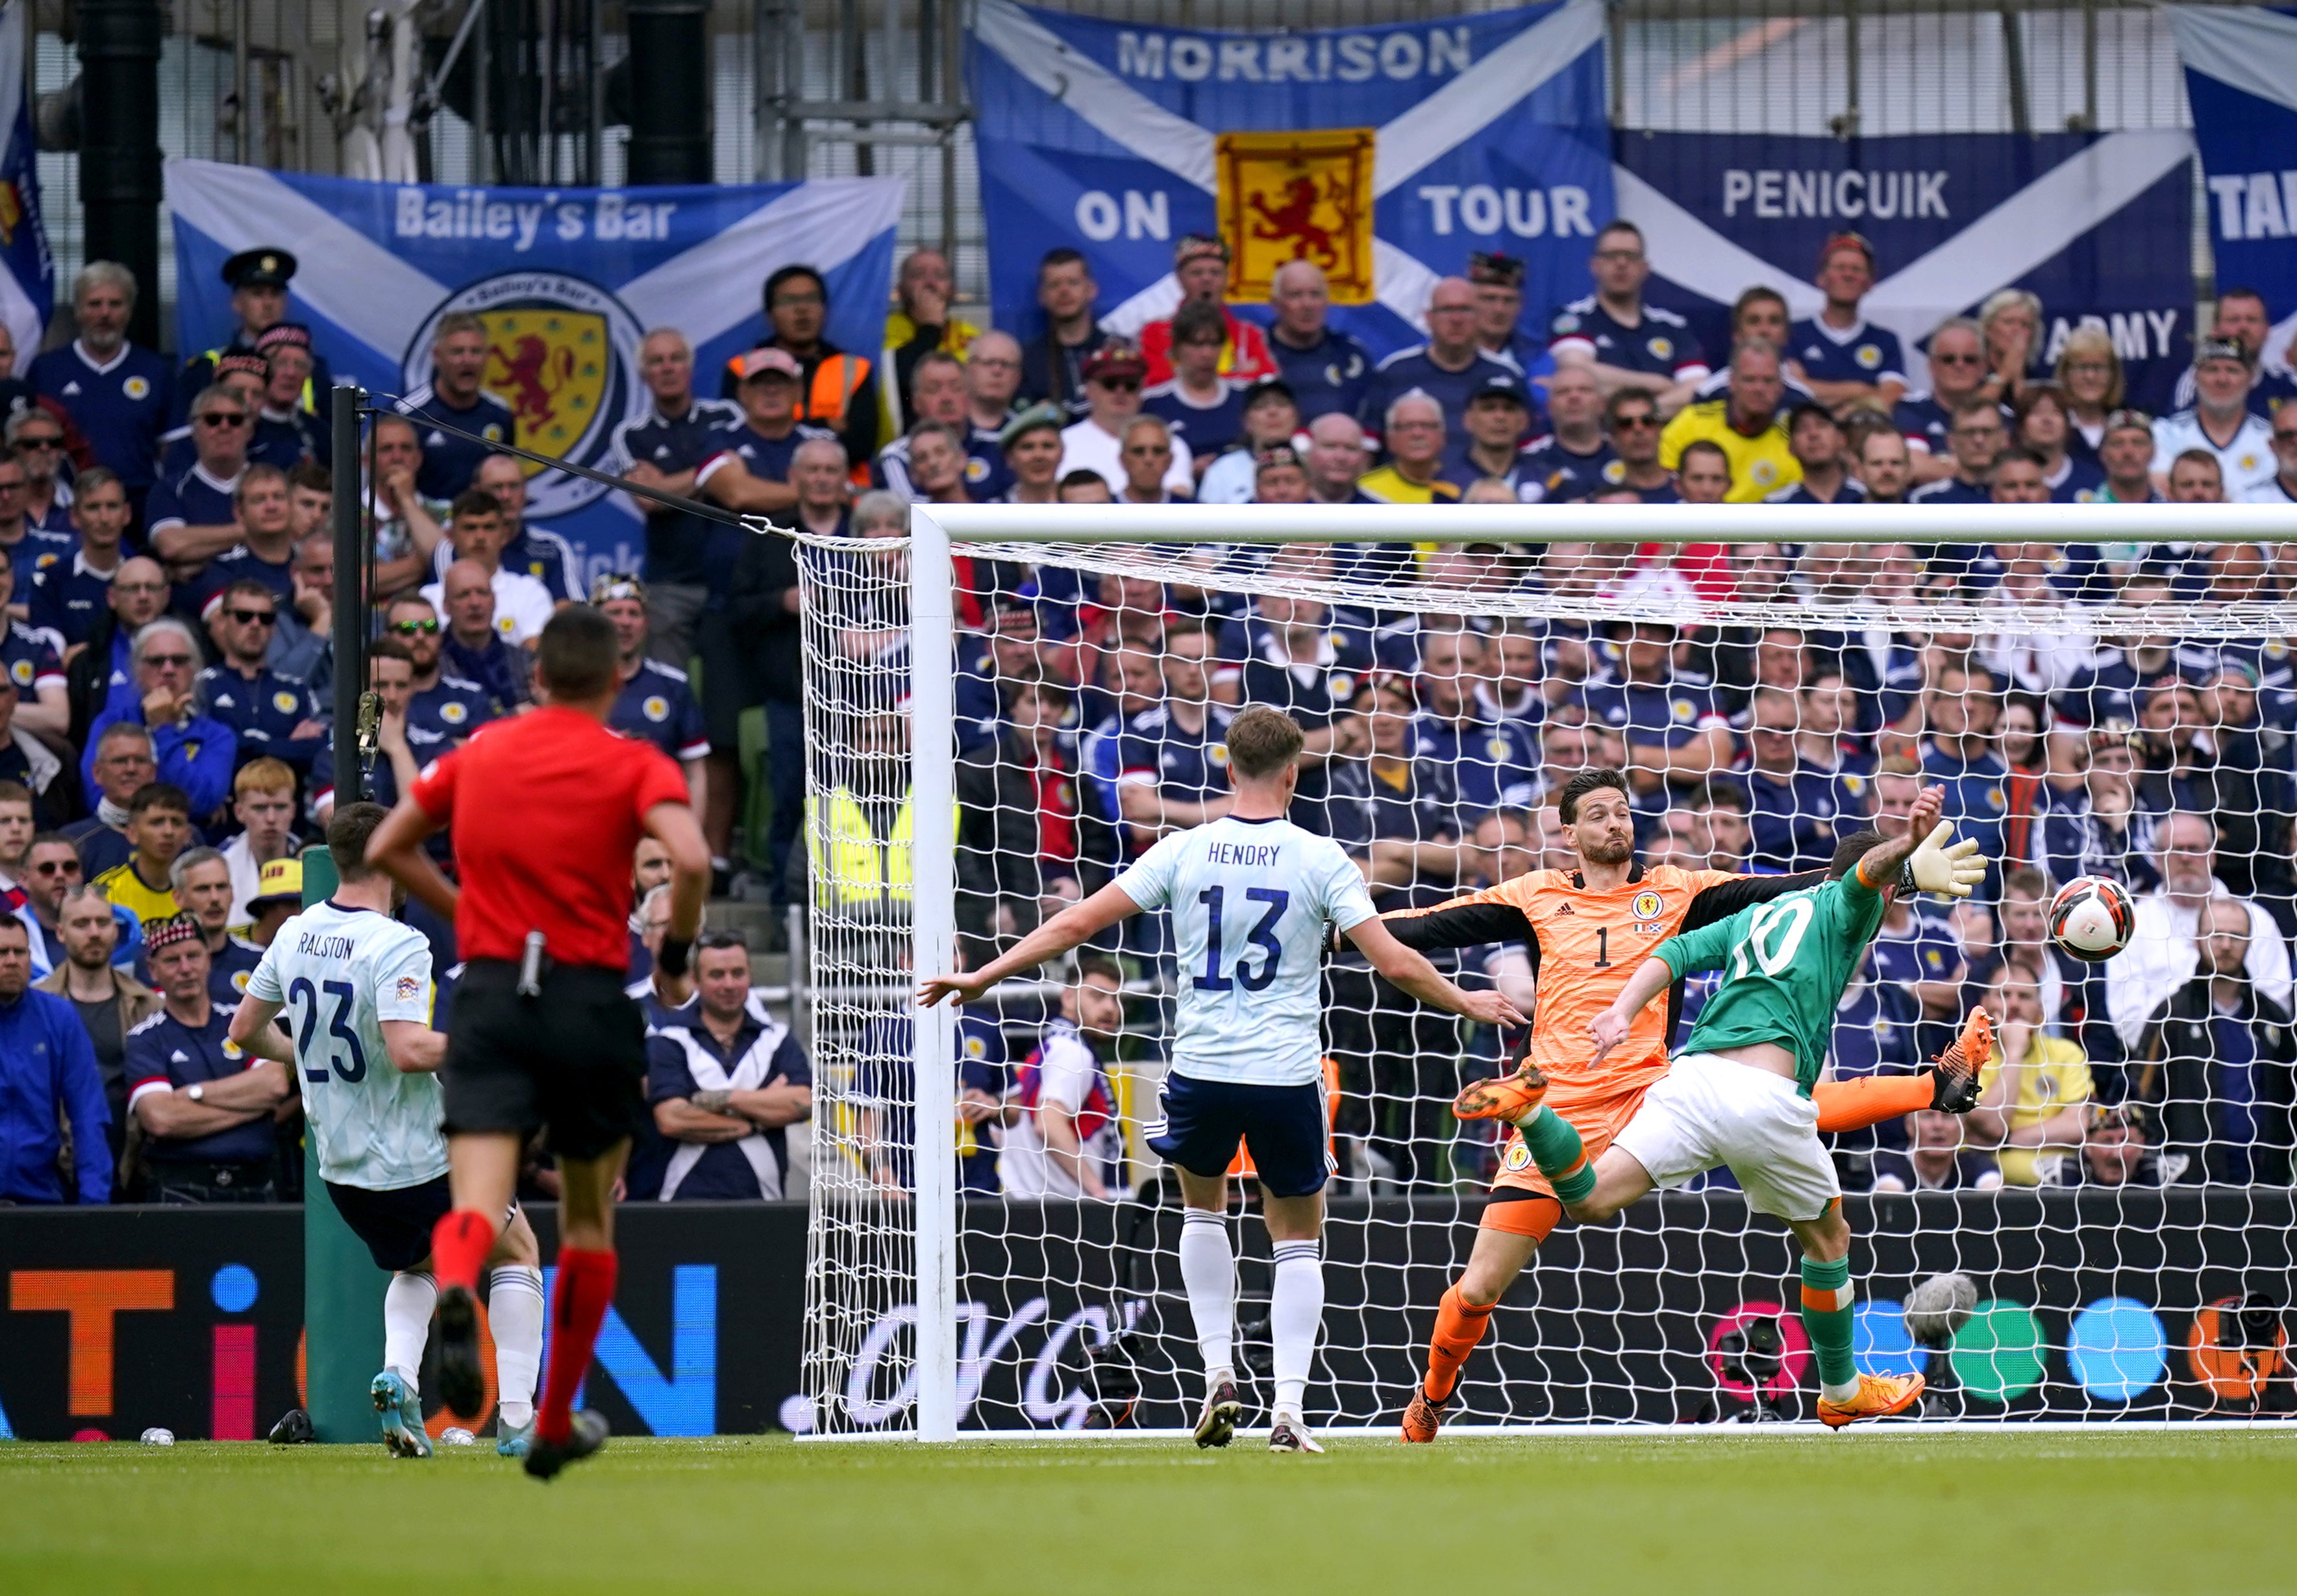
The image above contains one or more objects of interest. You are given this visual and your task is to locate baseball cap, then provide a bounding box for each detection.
[1467,251,1526,288]
[247,856,304,914]
[2101,407,2154,437]
[591,572,647,605]
[2195,336,2250,369]
[1253,444,1304,477]
[1082,343,1147,384]
[1469,373,1529,408]
[1241,376,1297,410]
[732,347,804,383]
[999,403,1068,451]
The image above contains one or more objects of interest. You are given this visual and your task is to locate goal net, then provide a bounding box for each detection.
[797,502,2297,1434]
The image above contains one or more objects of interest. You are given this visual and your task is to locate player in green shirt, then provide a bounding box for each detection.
[1460,785,1989,1427]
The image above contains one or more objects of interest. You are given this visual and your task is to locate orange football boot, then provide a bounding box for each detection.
[1400,1385,1446,1443]
[1452,1061,1549,1123]
[1929,1006,1994,1115]
[1816,1371,1926,1429]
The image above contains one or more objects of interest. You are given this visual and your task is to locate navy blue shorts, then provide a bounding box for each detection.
[1145,1073,1333,1199]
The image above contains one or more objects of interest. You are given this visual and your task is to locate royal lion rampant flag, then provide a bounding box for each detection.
[970,0,1613,356]
[165,161,904,580]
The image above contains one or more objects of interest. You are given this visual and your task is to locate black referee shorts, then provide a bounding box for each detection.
[443,959,649,1161]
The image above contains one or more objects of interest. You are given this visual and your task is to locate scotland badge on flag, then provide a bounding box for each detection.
[969,0,1613,354]
[166,160,904,577]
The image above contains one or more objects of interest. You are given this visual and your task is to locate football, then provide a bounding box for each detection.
[2049,875,2137,962]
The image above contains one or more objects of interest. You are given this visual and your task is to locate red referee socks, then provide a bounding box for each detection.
[538,1248,618,1446]
[430,1208,499,1295]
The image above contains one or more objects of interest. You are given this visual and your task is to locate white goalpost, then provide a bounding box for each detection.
[797,501,2297,1439]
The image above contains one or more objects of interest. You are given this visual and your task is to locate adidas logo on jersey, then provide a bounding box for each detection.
[1554,904,1575,916]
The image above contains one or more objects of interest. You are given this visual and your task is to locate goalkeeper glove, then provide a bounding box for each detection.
[1906,821,1986,899]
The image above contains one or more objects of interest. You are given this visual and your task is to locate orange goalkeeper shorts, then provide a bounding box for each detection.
[1478,1077,1655,1238]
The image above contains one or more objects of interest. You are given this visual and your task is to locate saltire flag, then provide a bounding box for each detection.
[969,0,1613,355]
[1615,130,2196,410]
[0,0,53,361]
[2172,6,2297,380]
[166,160,904,581]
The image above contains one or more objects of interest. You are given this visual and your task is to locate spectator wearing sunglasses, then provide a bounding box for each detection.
[1057,343,1193,498]
[6,407,75,537]
[378,593,497,750]
[1892,316,1996,484]
[194,577,324,770]
[146,384,254,567]
[79,618,237,824]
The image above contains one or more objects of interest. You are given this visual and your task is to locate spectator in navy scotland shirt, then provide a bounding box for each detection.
[0,444,73,593]
[182,464,299,621]
[29,263,172,503]
[397,312,518,500]
[27,468,131,652]
[613,327,743,667]
[461,451,582,603]
[126,914,288,1203]
[1265,260,1372,424]
[647,935,812,1201]
[0,915,111,1202]
[194,577,324,770]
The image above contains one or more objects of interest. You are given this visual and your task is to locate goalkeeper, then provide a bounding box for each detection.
[1459,784,1989,1427]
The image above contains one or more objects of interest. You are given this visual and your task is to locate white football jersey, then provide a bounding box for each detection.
[245,901,446,1190]
[1114,815,1376,1086]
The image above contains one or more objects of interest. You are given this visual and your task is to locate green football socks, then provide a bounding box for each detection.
[1517,1105,1596,1204]
[1799,1253,1859,1402]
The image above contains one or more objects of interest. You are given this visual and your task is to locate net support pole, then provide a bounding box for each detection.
[906,506,960,1442]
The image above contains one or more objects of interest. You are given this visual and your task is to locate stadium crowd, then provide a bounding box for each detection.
[3,214,2296,1207]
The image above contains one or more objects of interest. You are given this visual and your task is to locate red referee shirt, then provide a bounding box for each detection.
[408,705,689,970]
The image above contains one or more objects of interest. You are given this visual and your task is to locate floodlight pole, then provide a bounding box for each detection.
[330,384,367,800]
[907,506,960,1443]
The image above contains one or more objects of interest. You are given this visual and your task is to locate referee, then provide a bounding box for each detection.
[368,606,710,1479]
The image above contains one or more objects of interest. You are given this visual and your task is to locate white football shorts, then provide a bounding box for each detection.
[1611,1051,1842,1222]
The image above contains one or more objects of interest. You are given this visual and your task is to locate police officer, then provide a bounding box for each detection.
[178,249,334,424]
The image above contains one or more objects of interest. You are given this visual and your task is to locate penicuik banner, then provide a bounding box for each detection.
[1615,131,2197,412]
[164,162,904,586]
[2172,5,2297,386]
[969,0,1614,358]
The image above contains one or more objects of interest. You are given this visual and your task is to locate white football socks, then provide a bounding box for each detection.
[1178,1209,1236,1391]
[1269,1240,1323,1418]
[489,1265,546,1431]
[382,1270,437,1389]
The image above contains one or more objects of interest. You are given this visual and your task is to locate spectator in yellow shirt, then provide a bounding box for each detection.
[90,782,193,927]
[1358,392,1462,506]
[1968,965,2092,1185]
[1658,340,1803,503]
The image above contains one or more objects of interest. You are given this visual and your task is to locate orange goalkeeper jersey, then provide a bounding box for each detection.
[1382,862,1822,1095]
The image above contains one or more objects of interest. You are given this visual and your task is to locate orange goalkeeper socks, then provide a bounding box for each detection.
[1813,1071,1935,1134]
[1424,1285,1495,1404]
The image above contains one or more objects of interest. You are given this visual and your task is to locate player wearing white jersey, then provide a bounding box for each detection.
[229,803,547,1460]
[922,706,1522,1453]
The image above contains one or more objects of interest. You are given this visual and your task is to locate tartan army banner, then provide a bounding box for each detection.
[969,0,1614,360]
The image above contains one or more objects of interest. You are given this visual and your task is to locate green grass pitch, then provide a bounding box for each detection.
[3,1430,2289,1595]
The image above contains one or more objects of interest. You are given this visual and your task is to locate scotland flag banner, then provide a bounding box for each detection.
[969,0,1612,355]
[166,160,904,579]
[2173,6,2297,375]
[1616,130,2196,410]
[0,0,52,362]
